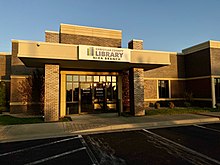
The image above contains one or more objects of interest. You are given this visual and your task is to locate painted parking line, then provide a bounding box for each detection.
[142,129,220,165]
[194,124,220,133]
[0,135,81,157]
[79,135,99,165]
[25,147,87,165]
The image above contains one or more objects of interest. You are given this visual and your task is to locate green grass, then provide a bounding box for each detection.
[145,107,218,116]
[0,115,44,125]
[0,115,73,125]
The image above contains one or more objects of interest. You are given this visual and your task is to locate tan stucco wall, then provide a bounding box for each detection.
[131,50,171,65]
[60,23,122,40]
[13,40,78,60]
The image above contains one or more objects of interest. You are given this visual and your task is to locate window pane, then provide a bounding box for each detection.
[107,76,111,82]
[158,80,169,98]
[100,76,106,82]
[80,75,86,82]
[73,75,78,82]
[73,83,79,101]
[66,82,72,90]
[66,82,72,102]
[112,76,116,82]
[112,82,117,90]
[87,76,92,82]
[67,75,72,81]
[94,76,99,82]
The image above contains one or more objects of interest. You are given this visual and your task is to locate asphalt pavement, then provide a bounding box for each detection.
[84,123,220,165]
[1,123,220,165]
[0,135,97,165]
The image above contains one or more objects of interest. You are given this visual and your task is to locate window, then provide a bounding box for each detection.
[158,80,169,98]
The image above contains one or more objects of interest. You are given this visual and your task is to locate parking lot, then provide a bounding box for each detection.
[0,123,220,165]
[0,135,97,165]
[84,123,220,165]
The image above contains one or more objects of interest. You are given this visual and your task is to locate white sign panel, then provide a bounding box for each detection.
[79,45,130,62]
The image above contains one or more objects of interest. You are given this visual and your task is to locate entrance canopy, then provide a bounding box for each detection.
[13,40,172,71]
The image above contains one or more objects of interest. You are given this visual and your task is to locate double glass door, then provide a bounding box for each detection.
[66,75,118,114]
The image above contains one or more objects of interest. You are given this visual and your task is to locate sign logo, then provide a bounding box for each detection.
[87,47,94,56]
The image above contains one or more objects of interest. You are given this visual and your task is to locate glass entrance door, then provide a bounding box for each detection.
[80,83,93,113]
[66,74,118,114]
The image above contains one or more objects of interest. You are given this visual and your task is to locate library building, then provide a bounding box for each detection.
[0,23,220,121]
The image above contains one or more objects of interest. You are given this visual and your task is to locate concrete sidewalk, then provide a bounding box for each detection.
[0,112,220,143]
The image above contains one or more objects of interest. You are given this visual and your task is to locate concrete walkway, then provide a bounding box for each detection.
[0,112,220,143]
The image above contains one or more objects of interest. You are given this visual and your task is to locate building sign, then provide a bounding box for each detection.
[79,45,130,62]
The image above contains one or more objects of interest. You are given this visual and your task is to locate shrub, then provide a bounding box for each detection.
[155,102,160,109]
[169,102,175,109]
[184,101,191,107]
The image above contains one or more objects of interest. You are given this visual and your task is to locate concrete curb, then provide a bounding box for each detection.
[195,112,220,118]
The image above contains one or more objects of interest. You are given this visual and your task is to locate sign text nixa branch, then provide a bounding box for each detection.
[79,45,130,62]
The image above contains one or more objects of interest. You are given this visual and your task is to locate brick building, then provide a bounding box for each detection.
[1,23,220,121]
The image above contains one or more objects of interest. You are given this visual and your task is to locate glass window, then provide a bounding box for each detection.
[80,75,86,82]
[73,83,79,101]
[73,75,79,82]
[87,76,92,82]
[100,76,106,82]
[158,80,169,98]
[112,82,117,90]
[67,75,72,82]
[94,76,99,82]
[112,76,116,82]
[66,82,73,102]
[107,76,111,82]
[66,82,72,91]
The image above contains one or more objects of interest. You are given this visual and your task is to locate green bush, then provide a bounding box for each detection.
[184,101,191,107]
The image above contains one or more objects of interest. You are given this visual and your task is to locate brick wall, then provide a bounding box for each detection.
[171,80,186,98]
[10,42,37,113]
[122,71,130,112]
[128,40,143,50]
[144,54,185,78]
[0,54,11,80]
[144,80,157,99]
[45,31,59,43]
[210,48,220,76]
[60,33,121,48]
[44,64,59,122]
[184,48,211,78]
[186,78,211,98]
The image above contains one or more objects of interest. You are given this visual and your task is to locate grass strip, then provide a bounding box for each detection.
[0,115,44,125]
[145,107,217,116]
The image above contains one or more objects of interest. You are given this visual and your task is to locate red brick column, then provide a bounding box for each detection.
[44,64,59,122]
[122,71,130,112]
[128,39,145,116]
[129,68,145,116]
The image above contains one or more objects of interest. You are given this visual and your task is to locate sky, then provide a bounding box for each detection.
[1,0,220,53]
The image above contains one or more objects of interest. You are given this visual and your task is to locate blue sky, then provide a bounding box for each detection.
[1,0,220,52]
